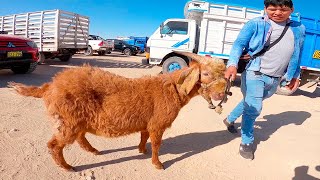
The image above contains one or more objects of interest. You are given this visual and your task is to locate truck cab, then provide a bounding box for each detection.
[144,19,197,73]
[143,1,263,73]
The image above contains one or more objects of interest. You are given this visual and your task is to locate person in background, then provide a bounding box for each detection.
[223,0,305,160]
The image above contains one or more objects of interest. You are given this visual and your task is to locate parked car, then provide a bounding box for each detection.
[0,32,39,74]
[84,35,114,56]
[110,39,140,56]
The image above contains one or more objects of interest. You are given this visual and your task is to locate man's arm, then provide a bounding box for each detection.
[225,20,256,80]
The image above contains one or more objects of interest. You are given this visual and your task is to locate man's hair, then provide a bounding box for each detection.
[264,0,293,8]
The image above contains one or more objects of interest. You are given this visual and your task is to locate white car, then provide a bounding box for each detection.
[84,35,114,56]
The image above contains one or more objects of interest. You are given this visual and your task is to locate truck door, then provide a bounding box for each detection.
[160,21,190,49]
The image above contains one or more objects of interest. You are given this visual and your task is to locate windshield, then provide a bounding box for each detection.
[160,21,188,35]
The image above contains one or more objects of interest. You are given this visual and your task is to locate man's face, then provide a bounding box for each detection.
[265,5,293,23]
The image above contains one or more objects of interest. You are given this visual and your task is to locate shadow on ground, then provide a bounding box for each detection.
[292,165,320,180]
[74,111,311,171]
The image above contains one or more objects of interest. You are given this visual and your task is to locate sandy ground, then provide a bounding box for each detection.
[0,52,319,180]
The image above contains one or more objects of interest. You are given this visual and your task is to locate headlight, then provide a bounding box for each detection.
[27,41,37,48]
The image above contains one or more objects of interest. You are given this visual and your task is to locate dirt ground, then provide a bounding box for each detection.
[1,52,319,180]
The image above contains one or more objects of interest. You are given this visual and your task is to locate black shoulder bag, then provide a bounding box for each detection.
[237,23,290,73]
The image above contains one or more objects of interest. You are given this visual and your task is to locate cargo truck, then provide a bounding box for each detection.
[142,1,320,95]
[0,9,89,63]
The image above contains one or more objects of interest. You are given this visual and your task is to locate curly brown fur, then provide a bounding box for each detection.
[9,59,226,171]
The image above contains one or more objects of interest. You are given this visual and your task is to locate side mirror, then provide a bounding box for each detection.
[160,23,164,38]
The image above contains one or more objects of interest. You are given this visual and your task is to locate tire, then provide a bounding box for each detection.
[162,56,188,73]
[276,77,300,96]
[106,51,111,54]
[123,48,132,56]
[97,51,106,56]
[84,46,93,56]
[11,62,38,74]
[37,52,46,64]
[59,54,72,62]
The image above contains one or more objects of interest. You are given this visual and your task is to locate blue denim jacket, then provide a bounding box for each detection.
[227,16,305,81]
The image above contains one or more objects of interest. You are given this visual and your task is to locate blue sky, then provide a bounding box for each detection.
[0,0,318,39]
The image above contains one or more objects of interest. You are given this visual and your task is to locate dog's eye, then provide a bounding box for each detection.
[202,72,209,76]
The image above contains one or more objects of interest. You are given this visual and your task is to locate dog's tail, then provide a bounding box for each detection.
[8,82,50,98]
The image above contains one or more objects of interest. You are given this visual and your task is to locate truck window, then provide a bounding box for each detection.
[96,36,104,40]
[88,36,94,40]
[160,21,188,35]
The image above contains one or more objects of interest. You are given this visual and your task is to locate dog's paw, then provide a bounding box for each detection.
[139,149,148,154]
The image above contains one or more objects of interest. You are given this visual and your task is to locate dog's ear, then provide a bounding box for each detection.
[177,67,192,84]
[177,67,200,95]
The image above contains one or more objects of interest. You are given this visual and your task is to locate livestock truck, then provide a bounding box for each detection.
[0,9,89,63]
[142,1,320,96]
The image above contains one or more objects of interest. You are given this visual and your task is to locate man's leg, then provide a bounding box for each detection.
[224,71,248,133]
[224,100,244,133]
[240,71,265,160]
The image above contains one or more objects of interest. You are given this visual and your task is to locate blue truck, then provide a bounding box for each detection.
[124,36,149,53]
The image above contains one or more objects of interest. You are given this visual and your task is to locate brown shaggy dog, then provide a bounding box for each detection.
[8,52,227,171]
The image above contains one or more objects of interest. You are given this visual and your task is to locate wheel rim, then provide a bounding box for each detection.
[85,47,92,55]
[168,62,182,72]
[124,49,130,55]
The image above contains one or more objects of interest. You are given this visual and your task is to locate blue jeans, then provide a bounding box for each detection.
[227,70,280,144]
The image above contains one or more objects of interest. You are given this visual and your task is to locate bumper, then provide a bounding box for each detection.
[141,58,149,65]
[0,59,35,68]
[98,47,110,51]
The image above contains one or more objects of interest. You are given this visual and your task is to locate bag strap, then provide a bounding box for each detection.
[254,23,290,57]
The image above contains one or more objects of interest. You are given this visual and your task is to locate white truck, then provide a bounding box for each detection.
[0,9,89,63]
[143,1,264,72]
[143,0,318,95]
[84,34,114,56]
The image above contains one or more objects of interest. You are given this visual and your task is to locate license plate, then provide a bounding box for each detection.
[7,51,23,58]
[100,48,107,51]
[312,50,320,59]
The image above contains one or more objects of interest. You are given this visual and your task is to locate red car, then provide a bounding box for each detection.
[0,32,39,74]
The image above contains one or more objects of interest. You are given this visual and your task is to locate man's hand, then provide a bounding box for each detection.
[225,66,237,81]
[285,78,300,90]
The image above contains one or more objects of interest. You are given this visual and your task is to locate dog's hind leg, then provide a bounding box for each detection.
[76,132,100,155]
[149,130,165,170]
[138,130,149,154]
[47,134,76,172]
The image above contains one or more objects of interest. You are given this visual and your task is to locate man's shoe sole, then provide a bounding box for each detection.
[223,118,238,134]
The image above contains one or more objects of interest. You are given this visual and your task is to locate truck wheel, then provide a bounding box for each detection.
[123,48,132,56]
[84,46,93,56]
[11,62,38,74]
[106,51,111,54]
[98,51,106,56]
[59,54,72,62]
[276,77,300,96]
[37,52,46,64]
[162,56,187,73]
